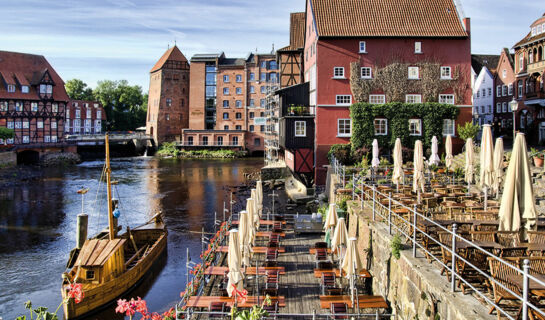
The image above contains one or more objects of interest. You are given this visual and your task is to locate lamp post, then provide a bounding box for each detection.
[510,98,519,142]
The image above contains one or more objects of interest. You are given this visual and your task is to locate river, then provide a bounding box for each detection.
[0,156,263,319]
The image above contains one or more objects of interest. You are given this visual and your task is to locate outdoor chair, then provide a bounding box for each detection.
[496,231,521,247]
[265,270,280,290]
[500,247,527,258]
[315,242,328,249]
[474,212,497,222]
[330,302,349,319]
[527,256,545,275]
[470,231,496,243]
[315,248,329,266]
[488,258,522,320]
[263,260,278,268]
[527,231,545,245]
[208,301,229,319]
[263,301,279,320]
[317,261,335,269]
[438,232,453,277]
[266,248,278,261]
[321,272,336,295]
[458,246,494,294]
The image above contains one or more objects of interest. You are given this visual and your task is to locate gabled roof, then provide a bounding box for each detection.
[279,12,305,52]
[514,13,545,48]
[150,45,188,73]
[309,0,468,38]
[498,48,515,71]
[75,238,126,267]
[471,54,500,73]
[0,50,69,101]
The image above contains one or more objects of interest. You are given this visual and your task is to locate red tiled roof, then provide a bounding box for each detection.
[0,50,69,101]
[310,0,468,38]
[150,45,188,73]
[279,12,306,52]
[513,31,545,48]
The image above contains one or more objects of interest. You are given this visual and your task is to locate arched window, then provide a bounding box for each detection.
[529,50,534,64]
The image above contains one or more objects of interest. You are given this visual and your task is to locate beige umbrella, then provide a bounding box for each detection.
[227,229,244,297]
[445,135,453,171]
[430,136,440,166]
[323,203,338,231]
[498,133,537,234]
[492,138,504,196]
[331,217,348,258]
[465,138,474,187]
[251,189,262,218]
[392,138,404,188]
[246,198,257,245]
[413,140,425,194]
[256,181,263,215]
[238,210,252,267]
[371,139,380,168]
[479,125,495,209]
[341,237,364,306]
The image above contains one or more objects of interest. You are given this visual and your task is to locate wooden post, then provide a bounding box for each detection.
[105,134,115,240]
[76,213,88,249]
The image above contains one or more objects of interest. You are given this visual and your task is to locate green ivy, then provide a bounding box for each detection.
[350,102,459,151]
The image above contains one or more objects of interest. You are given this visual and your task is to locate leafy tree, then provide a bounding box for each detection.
[94,80,147,131]
[0,127,14,142]
[65,79,94,100]
[457,122,481,141]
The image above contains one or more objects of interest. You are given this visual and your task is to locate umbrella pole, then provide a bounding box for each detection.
[484,187,488,211]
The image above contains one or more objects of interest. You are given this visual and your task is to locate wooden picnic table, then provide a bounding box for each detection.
[186,295,286,308]
[204,266,286,276]
[319,295,388,309]
[217,246,286,253]
[232,220,286,226]
[506,273,545,297]
[314,268,371,279]
[521,243,545,256]
[309,247,332,254]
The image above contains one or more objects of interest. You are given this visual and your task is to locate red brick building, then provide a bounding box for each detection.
[65,100,106,135]
[493,49,516,137]
[304,0,473,184]
[0,50,69,148]
[512,13,545,143]
[146,45,190,144]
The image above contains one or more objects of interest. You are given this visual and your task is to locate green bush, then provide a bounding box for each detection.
[0,127,14,140]
[327,143,356,165]
[391,234,402,259]
[156,142,180,157]
[457,122,480,141]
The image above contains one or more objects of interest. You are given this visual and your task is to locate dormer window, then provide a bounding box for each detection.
[40,84,47,94]
[47,85,52,94]
[532,27,536,36]
[7,85,15,93]
[21,85,29,93]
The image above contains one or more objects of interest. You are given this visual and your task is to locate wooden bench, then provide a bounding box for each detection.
[204,266,286,276]
[314,268,371,278]
[186,296,286,308]
[319,295,388,309]
[309,247,332,254]
[217,246,285,254]
[227,231,286,238]
[232,220,286,226]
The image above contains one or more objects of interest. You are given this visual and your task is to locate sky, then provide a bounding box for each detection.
[1,0,543,91]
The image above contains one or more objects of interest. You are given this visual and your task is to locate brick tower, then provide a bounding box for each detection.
[146,45,190,144]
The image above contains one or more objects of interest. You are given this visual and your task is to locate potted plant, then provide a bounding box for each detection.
[531,148,544,167]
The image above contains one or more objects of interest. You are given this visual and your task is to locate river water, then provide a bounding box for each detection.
[0,157,263,319]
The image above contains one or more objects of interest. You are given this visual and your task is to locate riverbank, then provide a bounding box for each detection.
[156,143,247,159]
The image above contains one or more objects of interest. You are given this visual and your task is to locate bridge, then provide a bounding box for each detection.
[64,132,156,158]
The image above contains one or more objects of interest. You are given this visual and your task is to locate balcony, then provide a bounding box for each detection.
[527,60,545,74]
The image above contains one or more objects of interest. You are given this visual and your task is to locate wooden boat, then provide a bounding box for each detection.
[61,134,167,319]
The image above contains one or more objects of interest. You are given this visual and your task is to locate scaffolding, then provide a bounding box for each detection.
[264,77,280,165]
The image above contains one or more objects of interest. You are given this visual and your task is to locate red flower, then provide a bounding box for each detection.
[134,297,148,315]
[115,299,135,316]
[67,283,84,304]
[231,284,248,304]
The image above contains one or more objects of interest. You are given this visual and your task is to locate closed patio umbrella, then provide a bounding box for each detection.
[479,125,495,210]
[246,198,257,245]
[227,229,244,297]
[238,210,252,267]
[413,140,425,194]
[465,138,475,189]
[445,135,453,171]
[392,138,404,189]
[492,137,504,197]
[430,136,440,166]
[498,133,537,234]
[256,181,263,215]
[251,189,261,223]
[341,237,364,306]
[324,203,338,231]
[371,139,380,169]
[331,217,348,263]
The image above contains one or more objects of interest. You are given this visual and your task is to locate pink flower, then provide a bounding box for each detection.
[67,283,84,304]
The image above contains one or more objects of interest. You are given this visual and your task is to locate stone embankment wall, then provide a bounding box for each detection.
[347,201,494,320]
[0,151,16,167]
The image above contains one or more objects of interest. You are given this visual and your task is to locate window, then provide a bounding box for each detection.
[254,138,260,146]
[236,75,242,82]
[502,69,507,78]
[65,122,70,132]
[260,99,266,107]
[75,109,81,118]
[165,114,170,121]
[439,94,455,104]
[359,41,366,53]
[23,121,29,129]
[217,137,224,146]
[360,67,372,79]
[488,105,492,113]
[250,86,255,93]
[369,95,385,104]
[249,112,254,119]
[46,85,52,94]
[374,118,387,135]
[223,112,229,119]
[249,125,254,132]
[496,85,501,97]
[496,103,501,113]
[22,136,29,144]
[236,87,242,95]
[51,136,57,143]
[408,119,422,136]
[260,86,266,94]
[31,102,38,112]
[202,136,208,145]
[95,120,101,133]
[443,119,455,136]
[235,100,242,108]
[7,121,13,129]
[0,101,7,111]
[187,136,193,146]
[260,125,265,132]
[166,98,172,107]
[508,83,513,95]
[37,120,43,129]
[44,135,50,143]
[269,72,278,82]
[440,67,451,79]
[415,41,422,53]
[336,95,352,106]
[94,103,98,108]
[223,75,229,82]
[488,88,492,96]
[86,109,91,118]
[249,99,255,107]
[6,138,13,144]
[337,119,351,137]
[481,106,485,113]
[477,91,480,98]
[405,94,422,103]
[223,87,229,95]
[74,119,81,131]
[224,125,229,130]
[249,73,255,81]
[97,110,101,118]
[40,84,47,94]
[15,102,22,112]
[260,112,265,117]
[502,102,507,113]
[223,100,229,108]
[231,136,239,145]
[7,84,15,92]
[52,103,58,113]
[333,67,345,78]
[21,85,29,93]
[518,80,523,98]
[295,121,306,137]
[502,85,507,96]
[15,120,22,129]
[408,67,419,79]
[519,54,524,71]
[270,61,278,70]
[66,109,70,119]
[235,112,242,119]
[51,121,57,129]
[260,73,266,81]
[235,125,242,130]
[261,61,267,68]
[508,103,512,112]
[482,89,486,96]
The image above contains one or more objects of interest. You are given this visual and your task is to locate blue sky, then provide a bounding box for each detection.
[1,0,543,91]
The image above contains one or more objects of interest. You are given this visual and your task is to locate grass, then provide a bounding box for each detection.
[157,143,246,159]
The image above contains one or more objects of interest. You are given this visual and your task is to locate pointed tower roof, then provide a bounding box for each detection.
[150,45,188,73]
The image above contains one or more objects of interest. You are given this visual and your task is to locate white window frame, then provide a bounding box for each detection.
[46,85,52,94]
[408,67,419,79]
[440,66,452,79]
[236,75,242,83]
[360,67,372,79]
[333,67,345,79]
[7,121,14,129]
[405,94,422,103]
[443,119,455,136]
[39,84,47,94]
[22,121,29,129]
[369,94,385,104]
[294,121,306,137]
[44,135,50,143]
[496,103,501,113]
[51,135,57,143]
[15,120,22,129]
[496,85,501,97]
[374,118,388,136]
[359,41,366,53]
[439,94,455,105]
[337,118,352,137]
[223,75,229,82]
[37,120,43,129]
[409,119,422,136]
[508,83,513,96]
[414,41,422,54]
[22,136,30,144]
[31,102,38,112]
[502,102,507,113]
[7,84,16,92]
[335,95,352,106]
[502,85,507,96]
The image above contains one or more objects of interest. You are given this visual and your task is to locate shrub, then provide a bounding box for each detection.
[157,142,180,157]
[0,127,14,141]
[391,234,402,259]
[457,122,480,141]
[328,143,356,165]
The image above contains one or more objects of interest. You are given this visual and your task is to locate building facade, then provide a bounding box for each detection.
[493,48,516,138]
[304,0,473,184]
[65,100,106,135]
[146,45,190,145]
[470,54,500,132]
[513,13,545,143]
[0,50,69,148]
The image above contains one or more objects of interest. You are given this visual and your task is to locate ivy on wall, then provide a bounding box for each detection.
[350,102,459,151]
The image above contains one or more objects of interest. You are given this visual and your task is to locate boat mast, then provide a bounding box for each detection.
[106,133,115,240]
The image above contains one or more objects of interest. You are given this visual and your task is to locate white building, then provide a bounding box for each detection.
[472,67,495,126]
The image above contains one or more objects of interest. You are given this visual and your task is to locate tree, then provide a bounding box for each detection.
[65,79,94,100]
[0,127,14,142]
[94,80,147,131]
[457,122,481,141]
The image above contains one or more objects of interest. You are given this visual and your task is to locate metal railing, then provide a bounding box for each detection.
[177,141,243,147]
[181,310,393,319]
